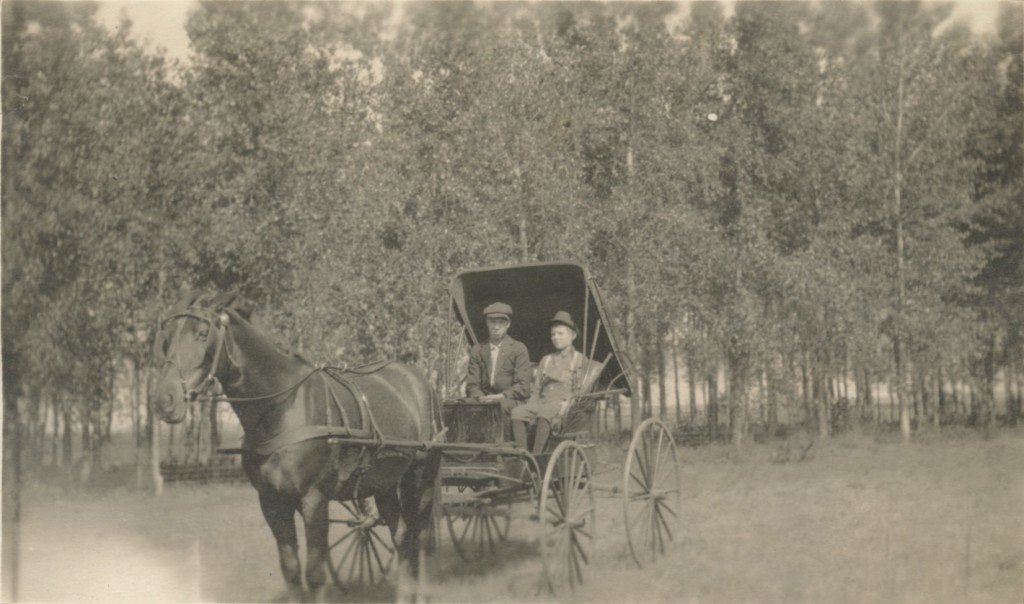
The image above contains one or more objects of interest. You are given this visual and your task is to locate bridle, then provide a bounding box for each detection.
[157,308,231,404]
[156,306,330,405]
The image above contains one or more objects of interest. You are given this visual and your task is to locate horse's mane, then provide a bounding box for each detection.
[214,298,315,367]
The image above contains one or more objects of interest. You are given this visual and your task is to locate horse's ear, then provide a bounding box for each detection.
[173,290,203,312]
[230,297,255,321]
[209,290,254,321]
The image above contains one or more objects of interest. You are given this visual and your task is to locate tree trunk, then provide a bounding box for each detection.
[626,262,640,435]
[687,358,698,427]
[209,399,220,452]
[671,331,681,425]
[3,369,22,601]
[80,404,93,484]
[983,337,998,433]
[62,404,73,469]
[657,331,667,421]
[518,215,529,263]
[800,352,811,423]
[813,357,828,439]
[104,399,114,444]
[893,16,912,442]
[877,380,884,425]
[767,362,778,442]
[151,401,164,496]
[134,357,145,489]
[966,380,975,423]
[868,378,874,424]
[615,396,623,435]
[729,359,746,449]
[706,369,718,440]
[33,394,47,468]
[51,399,60,467]
[841,344,850,401]
[1008,353,1021,425]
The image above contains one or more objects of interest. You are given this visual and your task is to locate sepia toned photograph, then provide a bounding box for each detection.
[1,1,1021,602]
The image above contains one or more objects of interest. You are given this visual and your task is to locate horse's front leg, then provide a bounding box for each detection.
[258,490,303,603]
[300,489,330,603]
[395,451,442,604]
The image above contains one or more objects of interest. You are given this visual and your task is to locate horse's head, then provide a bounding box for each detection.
[149,291,251,423]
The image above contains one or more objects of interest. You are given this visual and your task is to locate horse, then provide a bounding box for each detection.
[148,291,442,602]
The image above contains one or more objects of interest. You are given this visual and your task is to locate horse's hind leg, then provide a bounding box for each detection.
[258,490,303,603]
[300,489,330,603]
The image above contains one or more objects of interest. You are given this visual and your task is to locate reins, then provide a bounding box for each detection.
[160,305,394,446]
[199,366,328,403]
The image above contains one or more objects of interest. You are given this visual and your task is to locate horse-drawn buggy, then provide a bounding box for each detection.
[150,262,679,600]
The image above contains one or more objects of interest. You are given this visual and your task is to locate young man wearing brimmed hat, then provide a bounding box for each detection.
[465,302,532,416]
[511,311,585,454]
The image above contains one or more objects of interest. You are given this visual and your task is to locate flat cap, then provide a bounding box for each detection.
[548,310,577,332]
[483,302,513,320]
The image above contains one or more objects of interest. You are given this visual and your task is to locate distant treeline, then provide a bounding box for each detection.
[2,1,1022,475]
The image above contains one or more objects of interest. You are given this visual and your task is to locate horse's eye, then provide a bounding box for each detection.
[198,330,210,339]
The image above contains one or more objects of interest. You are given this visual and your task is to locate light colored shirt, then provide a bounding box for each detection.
[489,342,501,386]
[533,348,583,405]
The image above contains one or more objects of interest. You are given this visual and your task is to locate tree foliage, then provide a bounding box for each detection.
[3,0,1022,469]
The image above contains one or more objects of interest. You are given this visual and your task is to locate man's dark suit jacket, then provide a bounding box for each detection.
[465,336,531,401]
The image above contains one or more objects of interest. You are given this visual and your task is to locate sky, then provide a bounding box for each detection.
[96,0,1007,64]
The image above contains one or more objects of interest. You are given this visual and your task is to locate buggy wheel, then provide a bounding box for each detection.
[327,499,394,588]
[624,418,680,568]
[444,500,511,561]
[538,441,595,593]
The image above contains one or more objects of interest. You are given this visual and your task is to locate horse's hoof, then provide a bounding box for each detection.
[309,585,328,603]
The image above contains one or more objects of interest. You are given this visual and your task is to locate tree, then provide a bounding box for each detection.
[844,3,990,438]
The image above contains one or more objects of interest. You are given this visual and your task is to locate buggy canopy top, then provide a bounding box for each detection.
[449,262,634,398]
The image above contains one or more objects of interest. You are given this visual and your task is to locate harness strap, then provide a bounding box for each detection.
[324,368,386,444]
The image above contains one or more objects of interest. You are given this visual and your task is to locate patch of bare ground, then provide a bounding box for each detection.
[18,428,1023,603]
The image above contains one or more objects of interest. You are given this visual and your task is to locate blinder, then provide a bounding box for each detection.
[153,306,232,402]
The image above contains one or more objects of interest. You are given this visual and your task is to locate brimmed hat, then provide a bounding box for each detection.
[483,302,513,320]
[547,311,577,332]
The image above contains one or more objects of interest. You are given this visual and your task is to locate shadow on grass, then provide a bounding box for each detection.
[322,582,396,604]
[436,538,539,579]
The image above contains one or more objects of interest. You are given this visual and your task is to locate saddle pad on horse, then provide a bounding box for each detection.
[245,361,428,455]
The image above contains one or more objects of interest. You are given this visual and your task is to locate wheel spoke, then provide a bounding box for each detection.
[628,498,653,530]
[570,532,590,566]
[329,528,357,551]
[335,530,360,575]
[635,438,651,486]
[572,504,595,519]
[653,427,665,485]
[468,516,480,554]
[369,526,394,551]
[363,539,375,585]
[540,444,595,594]
[656,514,669,553]
[570,539,584,587]
[367,532,389,576]
[458,515,474,544]
[477,516,488,555]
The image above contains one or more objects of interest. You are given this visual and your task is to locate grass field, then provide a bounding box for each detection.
[18,427,1023,603]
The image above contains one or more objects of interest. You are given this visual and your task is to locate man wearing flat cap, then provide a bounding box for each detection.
[511,311,585,454]
[465,302,531,415]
